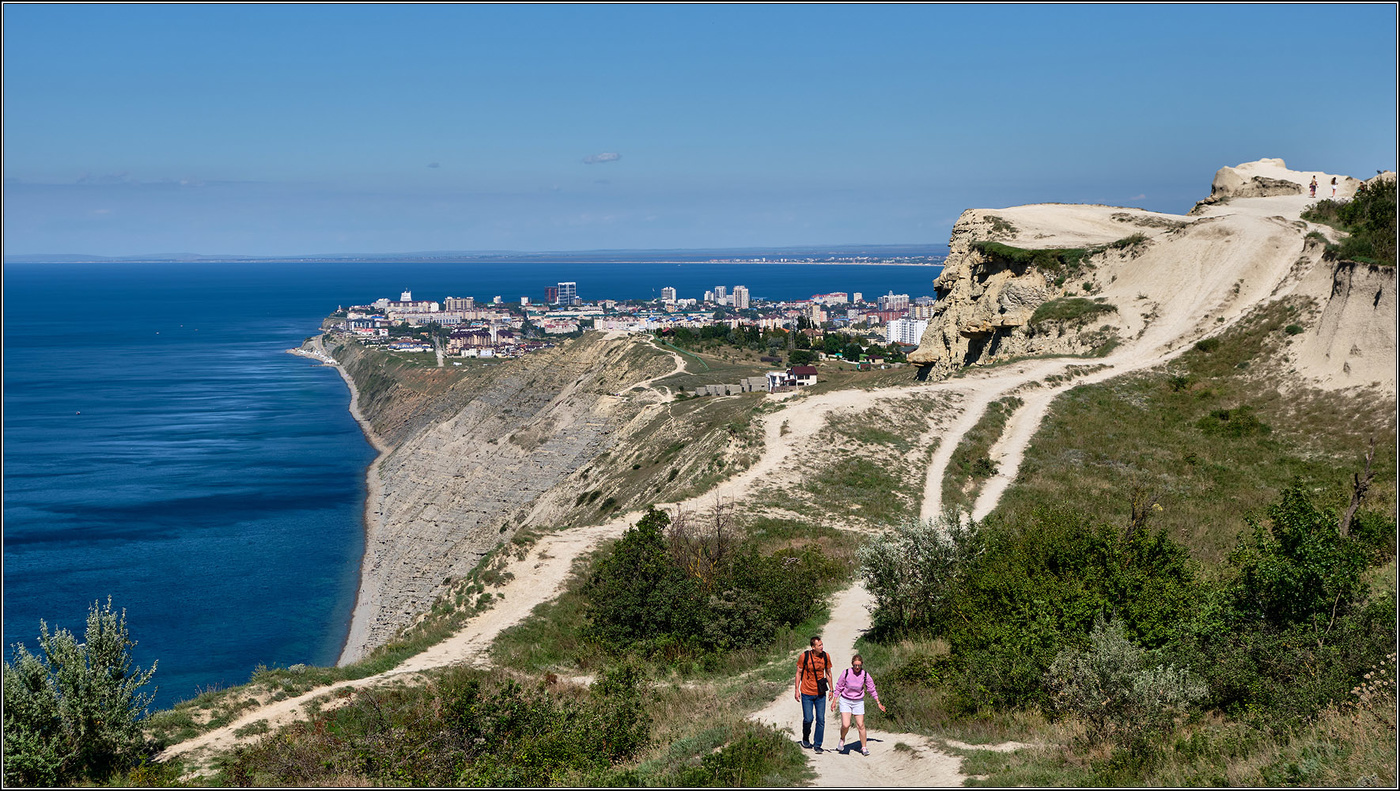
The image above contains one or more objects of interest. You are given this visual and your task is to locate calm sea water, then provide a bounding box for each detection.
[2,260,941,709]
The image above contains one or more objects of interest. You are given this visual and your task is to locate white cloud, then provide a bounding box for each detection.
[1129,193,1146,200]
[582,152,621,165]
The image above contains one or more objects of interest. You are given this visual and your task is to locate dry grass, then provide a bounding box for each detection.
[994,298,1397,562]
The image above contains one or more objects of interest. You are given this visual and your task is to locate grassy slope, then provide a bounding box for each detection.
[995,297,1396,563]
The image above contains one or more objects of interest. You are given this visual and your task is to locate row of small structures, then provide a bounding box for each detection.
[689,365,819,396]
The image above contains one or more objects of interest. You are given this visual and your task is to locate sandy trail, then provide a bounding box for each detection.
[158,521,630,768]
[749,583,969,786]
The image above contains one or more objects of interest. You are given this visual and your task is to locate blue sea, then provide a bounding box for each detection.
[2,260,942,709]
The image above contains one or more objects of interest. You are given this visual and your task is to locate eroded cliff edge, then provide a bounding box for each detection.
[909,158,1396,393]
[329,334,677,663]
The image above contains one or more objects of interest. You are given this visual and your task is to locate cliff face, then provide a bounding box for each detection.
[907,207,1148,372]
[334,334,675,663]
[1289,260,1398,391]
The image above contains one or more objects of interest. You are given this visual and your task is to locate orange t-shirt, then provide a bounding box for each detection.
[796,650,833,696]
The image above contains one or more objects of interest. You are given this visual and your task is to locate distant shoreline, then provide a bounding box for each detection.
[287,338,392,666]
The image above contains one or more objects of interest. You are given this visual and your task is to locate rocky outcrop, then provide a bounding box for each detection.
[1211,159,1303,199]
[1290,260,1397,391]
[907,209,1125,372]
[1193,158,1359,213]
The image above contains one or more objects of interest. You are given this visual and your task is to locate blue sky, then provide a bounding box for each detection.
[4,4,1396,257]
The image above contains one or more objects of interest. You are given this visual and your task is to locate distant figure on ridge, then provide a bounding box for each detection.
[831,653,886,756]
[1310,175,1318,197]
[1332,176,1338,197]
[795,636,834,753]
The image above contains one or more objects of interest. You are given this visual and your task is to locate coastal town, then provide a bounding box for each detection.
[329,280,938,390]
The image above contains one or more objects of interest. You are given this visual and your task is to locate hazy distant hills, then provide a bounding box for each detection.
[3,244,949,265]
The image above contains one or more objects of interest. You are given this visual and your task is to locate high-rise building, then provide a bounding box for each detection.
[545,286,559,304]
[444,296,474,311]
[661,286,677,303]
[714,286,727,303]
[886,317,929,345]
[704,290,715,303]
[732,285,750,309]
[521,296,530,305]
[401,290,413,301]
[878,291,911,312]
[853,292,864,304]
[557,282,578,305]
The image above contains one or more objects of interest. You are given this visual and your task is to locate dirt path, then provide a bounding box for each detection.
[158,520,630,771]
[749,582,971,786]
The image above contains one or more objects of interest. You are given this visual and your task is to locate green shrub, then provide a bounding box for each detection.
[658,724,806,787]
[1030,297,1117,326]
[1194,338,1221,353]
[2,598,157,786]
[1284,324,1305,336]
[1045,619,1206,748]
[858,513,981,635]
[583,508,842,658]
[940,508,1199,711]
[1303,177,1397,266]
[1167,483,1394,724]
[1197,405,1272,438]
[584,508,704,650]
[222,663,649,787]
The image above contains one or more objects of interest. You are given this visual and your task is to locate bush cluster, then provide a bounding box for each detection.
[1303,176,1397,266]
[584,508,842,658]
[860,483,1395,734]
[222,663,648,787]
[1045,619,1206,749]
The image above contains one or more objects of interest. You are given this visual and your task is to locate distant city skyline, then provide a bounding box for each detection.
[4,4,1396,258]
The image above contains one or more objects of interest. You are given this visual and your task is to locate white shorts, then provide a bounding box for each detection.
[838,698,865,715]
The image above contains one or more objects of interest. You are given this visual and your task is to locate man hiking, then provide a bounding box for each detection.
[794,636,834,752]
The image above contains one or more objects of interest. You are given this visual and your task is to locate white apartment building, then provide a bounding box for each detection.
[557,282,578,305]
[732,285,750,309]
[661,286,677,303]
[886,317,929,345]
[443,296,475,311]
[878,291,911,312]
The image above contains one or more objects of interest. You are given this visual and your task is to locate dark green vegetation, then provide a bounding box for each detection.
[494,508,854,675]
[3,599,158,787]
[861,479,1395,784]
[1029,296,1117,326]
[477,510,851,787]
[216,662,801,787]
[971,234,1147,288]
[1302,176,1397,266]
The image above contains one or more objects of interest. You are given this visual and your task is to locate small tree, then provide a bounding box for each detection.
[858,511,980,634]
[3,598,157,786]
[583,508,702,649]
[1044,618,1205,748]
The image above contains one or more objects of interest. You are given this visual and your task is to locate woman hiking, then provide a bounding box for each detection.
[831,653,885,755]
